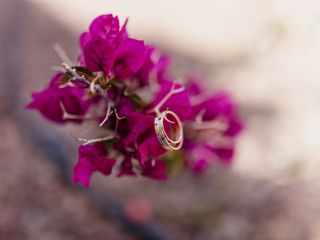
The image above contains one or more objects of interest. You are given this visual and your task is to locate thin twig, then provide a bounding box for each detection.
[191,114,229,132]
[53,44,73,66]
[147,82,185,114]
[60,101,83,120]
[206,135,233,149]
[77,135,115,145]
[99,102,113,127]
[61,63,111,102]
[89,75,107,95]
[51,65,65,72]
[190,94,211,106]
[113,108,126,134]
[62,63,91,85]
[114,108,126,120]
[191,121,229,131]
[90,76,99,94]
[59,101,98,121]
[59,82,77,89]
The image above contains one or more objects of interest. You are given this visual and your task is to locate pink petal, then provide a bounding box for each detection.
[114,38,145,80]
[142,160,168,180]
[83,39,115,75]
[72,157,93,188]
[79,143,106,159]
[138,136,166,166]
[89,14,120,41]
[79,31,91,49]
[117,157,136,177]
[94,157,116,175]
[123,112,154,145]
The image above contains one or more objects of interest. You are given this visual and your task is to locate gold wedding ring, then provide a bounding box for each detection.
[154,110,183,151]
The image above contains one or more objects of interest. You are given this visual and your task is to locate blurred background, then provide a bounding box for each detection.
[1,0,320,239]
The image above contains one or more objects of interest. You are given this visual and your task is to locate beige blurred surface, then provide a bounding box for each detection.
[28,0,320,181]
[1,1,320,239]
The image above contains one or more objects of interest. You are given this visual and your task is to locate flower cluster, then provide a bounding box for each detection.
[28,14,243,188]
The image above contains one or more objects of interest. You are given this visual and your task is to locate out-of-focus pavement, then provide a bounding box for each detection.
[29,0,320,181]
[1,0,320,239]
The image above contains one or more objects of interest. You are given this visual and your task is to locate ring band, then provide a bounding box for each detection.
[154,110,183,151]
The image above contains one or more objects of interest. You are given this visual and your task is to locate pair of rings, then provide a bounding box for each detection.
[154,110,183,151]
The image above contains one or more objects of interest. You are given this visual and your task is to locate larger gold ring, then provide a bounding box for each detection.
[154,110,183,151]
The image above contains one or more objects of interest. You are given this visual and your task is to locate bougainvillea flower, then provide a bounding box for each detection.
[72,143,116,188]
[182,91,243,172]
[141,159,168,180]
[114,38,145,80]
[78,13,138,79]
[28,13,244,185]
[79,14,129,72]
[27,73,91,123]
[80,14,127,47]
[80,28,144,79]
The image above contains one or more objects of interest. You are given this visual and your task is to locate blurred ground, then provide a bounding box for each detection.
[1,0,320,240]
